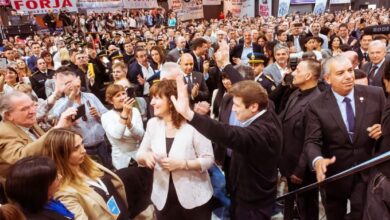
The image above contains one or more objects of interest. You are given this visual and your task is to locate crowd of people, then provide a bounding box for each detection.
[0,6,389,220]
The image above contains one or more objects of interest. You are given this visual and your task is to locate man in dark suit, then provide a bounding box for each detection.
[27,42,41,72]
[171,43,282,220]
[128,47,156,97]
[305,55,385,219]
[354,34,373,67]
[363,64,390,219]
[30,58,54,99]
[279,59,322,220]
[362,40,388,87]
[179,53,209,103]
[230,29,263,65]
[190,37,209,74]
[172,77,282,220]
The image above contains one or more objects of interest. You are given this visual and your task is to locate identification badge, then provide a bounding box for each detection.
[107,196,121,216]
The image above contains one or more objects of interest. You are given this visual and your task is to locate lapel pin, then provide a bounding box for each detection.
[359,97,364,103]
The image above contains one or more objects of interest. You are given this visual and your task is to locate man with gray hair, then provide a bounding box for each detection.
[166,36,187,62]
[263,44,290,85]
[0,91,75,182]
[362,40,389,87]
[304,55,385,219]
[160,62,183,80]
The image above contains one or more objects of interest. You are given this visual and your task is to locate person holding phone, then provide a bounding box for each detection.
[101,84,144,170]
[51,69,111,168]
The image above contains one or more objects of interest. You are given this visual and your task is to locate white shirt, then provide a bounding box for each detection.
[101,108,144,169]
[240,43,254,65]
[140,63,155,95]
[275,62,289,79]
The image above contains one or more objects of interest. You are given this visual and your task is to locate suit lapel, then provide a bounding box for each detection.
[353,86,367,143]
[326,91,351,141]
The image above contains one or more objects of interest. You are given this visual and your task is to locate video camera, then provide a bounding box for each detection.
[363,24,390,35]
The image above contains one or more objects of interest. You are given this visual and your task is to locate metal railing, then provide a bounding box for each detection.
[276,151,390,219]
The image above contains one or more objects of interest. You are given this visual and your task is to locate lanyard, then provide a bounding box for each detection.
[86,178,109,196]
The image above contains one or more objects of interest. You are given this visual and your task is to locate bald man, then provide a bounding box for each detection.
[180,53,209,103]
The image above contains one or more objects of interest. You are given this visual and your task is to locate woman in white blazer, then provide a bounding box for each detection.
[136,79,214,220]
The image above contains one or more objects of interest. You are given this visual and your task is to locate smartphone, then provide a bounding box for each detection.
[73,104,86,121]
[126,87,135,99]
[86,100,92,108]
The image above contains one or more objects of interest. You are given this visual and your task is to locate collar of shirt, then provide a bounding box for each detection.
[299,86,317,97]
[243,43,253,49]
[275,62,289,73]
[374,58,386,69]
[332,88,355,113]
[241,109,267,127]
[16,125,37,141]
[360,48,367,54]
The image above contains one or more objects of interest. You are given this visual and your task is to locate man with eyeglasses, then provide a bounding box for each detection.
[128,47,155,97]
[0,91,75,184]
[30,58,54,99]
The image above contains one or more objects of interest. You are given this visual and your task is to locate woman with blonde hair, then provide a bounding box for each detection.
[15,58,32,80]
[111,62,131,88]
[42,128,128,220]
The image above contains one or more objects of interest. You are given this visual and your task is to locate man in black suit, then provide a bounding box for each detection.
[305,55,385,219]
[230,29,263,65]
[279,59,322,220]
[171,43,282,220]
[362,40,389,87]
[122,41,135,65]
[128,47,156,97]
[363,64,390,219]
[172,77,282,220]
[30,58,54,99]
[190,38,209,74]
[179,53,209,103]
[354,34,373,67]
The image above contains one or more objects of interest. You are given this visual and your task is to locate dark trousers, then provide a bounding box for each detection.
[363,170,390,220]
[85,140,112,169]
[321,174,366,220]
[156,177,211,220]
[285,172,318,220]
[232,200,273,220]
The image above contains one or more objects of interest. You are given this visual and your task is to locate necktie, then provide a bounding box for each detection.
[186,75,193,92]
[363,52,368,60]
[368,65,378,84]
[343,97,355,139]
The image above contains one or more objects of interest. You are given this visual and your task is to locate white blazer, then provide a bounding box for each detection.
[136,117,214,211]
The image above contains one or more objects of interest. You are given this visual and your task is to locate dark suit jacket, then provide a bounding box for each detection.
[305,85,385,196]
[27,54,39,72]
[30,69,54,99]
[185,71,209,103]
[230,43,263,64]
[279,87,321,178]
[377,95,390,178]
[127,62,155,97]
[354,47,370,67]
[361,59,389,87]
[190,51,204,73]
[165,48,182,62]
[189,109,282,214]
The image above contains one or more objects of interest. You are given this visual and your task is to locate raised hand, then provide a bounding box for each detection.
[170,75,194,121]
